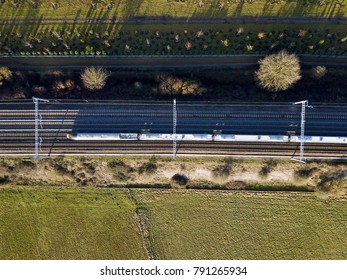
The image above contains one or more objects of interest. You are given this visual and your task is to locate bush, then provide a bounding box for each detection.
[0,175,9,184]
[295,167,317,178]
[138,156,158,174]
[255,50,301,92]
[0,67,12,86]
[158,75,204,95]
[80,67,110,91]
[108,160,134,181]
[258,159,278,177]
[311,65,327,80]
[212,158,233,177]
[259,165,272,177]
[317,170,347,192]
[171,173,189,185]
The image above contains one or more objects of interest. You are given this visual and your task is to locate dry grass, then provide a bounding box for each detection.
[0,156,345,194]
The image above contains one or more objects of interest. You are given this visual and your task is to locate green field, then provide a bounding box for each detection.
[134,190,347,260]
[0,0,346,19]
[0,187,147,259]
[0,187,346,260]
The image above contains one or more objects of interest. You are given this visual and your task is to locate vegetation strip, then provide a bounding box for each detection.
[0,156,345,195]
[134,207,155,260]
[0,23,346,56]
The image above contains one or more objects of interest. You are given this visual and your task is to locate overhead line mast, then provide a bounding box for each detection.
[292,100,313,163]
[32,97,49,160]
[173,99,177,160]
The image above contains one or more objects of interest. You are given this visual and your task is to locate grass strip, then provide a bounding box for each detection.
[0,0,346,19]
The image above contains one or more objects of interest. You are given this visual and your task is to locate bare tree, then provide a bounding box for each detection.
[255,50,301,92]
[80,67,110,91]
[0,67,12,86]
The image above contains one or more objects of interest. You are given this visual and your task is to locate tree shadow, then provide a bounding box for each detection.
[260,0,278,17]
[233,0,245,17]
[120,0,146,17]
[276,0,344,17]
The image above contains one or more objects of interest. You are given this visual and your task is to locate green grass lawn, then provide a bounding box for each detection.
[134,190,347,259]
[1,187,346,260]
[0,0,346,19]
[0,187,147,259]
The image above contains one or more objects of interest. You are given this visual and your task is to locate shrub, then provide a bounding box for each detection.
[32,85,47,95]
[138,156,157,174]
[0,67,12,86]
[317,170,347,193]
[259,165,272,177]
[258,159,278,177]
[171,173,189,185]
[255,50,301,92]
[0,175,9,184]
[52,80,66,91]
[80,67,110,91]
[213,164,232,177]
[295,167,317,178]
[212,157,234,177]
[311,65,327,79]
[108,160,134,181]
[158,75,204,95]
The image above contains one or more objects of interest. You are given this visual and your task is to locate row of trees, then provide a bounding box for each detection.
[78,51,327,93]
[0,51,327,93]
[68,51,328,93]
[0,66,110,91]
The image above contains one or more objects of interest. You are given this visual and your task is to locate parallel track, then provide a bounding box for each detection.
[0,104,346,158]
[0,139,345,157]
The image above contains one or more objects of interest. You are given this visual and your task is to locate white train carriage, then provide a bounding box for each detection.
[289,136,347,144]
[66,132,347,144]
[66,133,138,140]
[138,133,213,141]
[318,136,347,144]
[214,134,289,142]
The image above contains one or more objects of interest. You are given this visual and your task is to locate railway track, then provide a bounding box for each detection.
[0,131,346,158]
[0,102,346,158]
[0,139,345,158]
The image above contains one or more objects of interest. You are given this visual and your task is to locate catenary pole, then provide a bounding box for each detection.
[173,99,177,160]
[33,97,49,160]
[292,100,312,163]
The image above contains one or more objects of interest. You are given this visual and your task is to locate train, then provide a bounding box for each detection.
[66,133,347,144]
